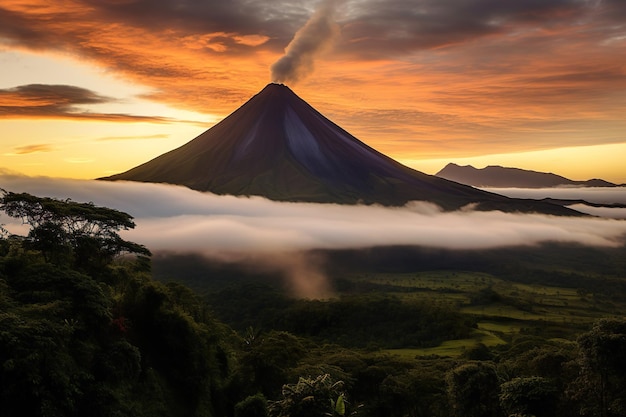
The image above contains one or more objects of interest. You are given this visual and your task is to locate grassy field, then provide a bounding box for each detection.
[388,327,507,358]
[342,270,625,357]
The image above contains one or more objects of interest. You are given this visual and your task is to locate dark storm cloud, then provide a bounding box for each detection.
[0,7,59,49]
[79,0,308,46]
[0,84,172,122]
[337,0,602,55]
[3,0,624,59]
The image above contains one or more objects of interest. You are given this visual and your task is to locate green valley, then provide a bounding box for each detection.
[2,191,626,417]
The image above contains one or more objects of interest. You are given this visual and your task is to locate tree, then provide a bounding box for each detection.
[499,377,558,417]
[572,318,626,417]
[235,393,269,417]
[239,330,306,398]
[0,190,150,269]
[446,361,501,417]
[0,191,248,417]
[268,374,354,417]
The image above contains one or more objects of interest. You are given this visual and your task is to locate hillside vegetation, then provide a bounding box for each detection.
[2,190,626,417]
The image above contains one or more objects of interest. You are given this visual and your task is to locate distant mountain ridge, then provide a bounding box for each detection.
[436,163,617,188]
[101,84,579,215]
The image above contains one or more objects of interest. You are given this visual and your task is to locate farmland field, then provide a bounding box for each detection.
[340,267,624,356]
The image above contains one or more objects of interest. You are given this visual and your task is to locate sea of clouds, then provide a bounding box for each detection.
[2,176,625,297]
[2,175,626,252]
[480,187,626,219]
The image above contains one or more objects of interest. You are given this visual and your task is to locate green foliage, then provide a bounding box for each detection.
[268,374,351,417]
[210,284,473,349]
[446,361,501,417]
[238,330,307,398]
[463,343,494,361]
[235,393,269,417]
[0,190,135,233]
[0,190,150,271]
[571,318,626,417]
[292,348,452,417]
[0,191,237,417]
[499,377,558,417]
[95,340,142,382]
[331,393,346,416]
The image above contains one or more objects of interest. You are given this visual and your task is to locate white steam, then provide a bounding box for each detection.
[271,0,340,84]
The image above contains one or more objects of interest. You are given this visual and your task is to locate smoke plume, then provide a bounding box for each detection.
[270,0,340,84]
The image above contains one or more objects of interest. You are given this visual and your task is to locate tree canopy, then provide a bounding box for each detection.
[0,190,149,268]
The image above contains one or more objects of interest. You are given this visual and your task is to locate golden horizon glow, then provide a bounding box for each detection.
[402,142,626,185]
[1,0,625,182]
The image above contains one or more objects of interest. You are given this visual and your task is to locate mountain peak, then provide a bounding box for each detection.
[100,86,580,215]
[256,82,292,96]
[436,163,616,188]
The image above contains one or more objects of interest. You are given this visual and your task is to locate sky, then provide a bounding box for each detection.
[1,0,626,183]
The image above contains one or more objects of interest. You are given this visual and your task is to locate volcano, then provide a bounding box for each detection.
[101,83,577,214]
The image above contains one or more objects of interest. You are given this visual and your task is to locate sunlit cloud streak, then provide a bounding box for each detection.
[9,144,55,155]
[1,176,625,254]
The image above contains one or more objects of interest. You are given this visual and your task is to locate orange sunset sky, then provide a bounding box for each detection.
[1,0,625,183]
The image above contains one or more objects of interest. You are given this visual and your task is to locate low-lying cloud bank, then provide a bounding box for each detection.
[482,187,626,205]
[566,204,626,220]
[481,187,626,220]
[2,175,626,254]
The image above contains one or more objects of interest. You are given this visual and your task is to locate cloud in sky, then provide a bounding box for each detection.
[5,0,622,59]
[10,144,55,155]
[0,84,174,122]
[1,0,625,122]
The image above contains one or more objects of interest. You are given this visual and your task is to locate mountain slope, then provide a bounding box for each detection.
[101,84,578,215]
[436,163,616,188]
